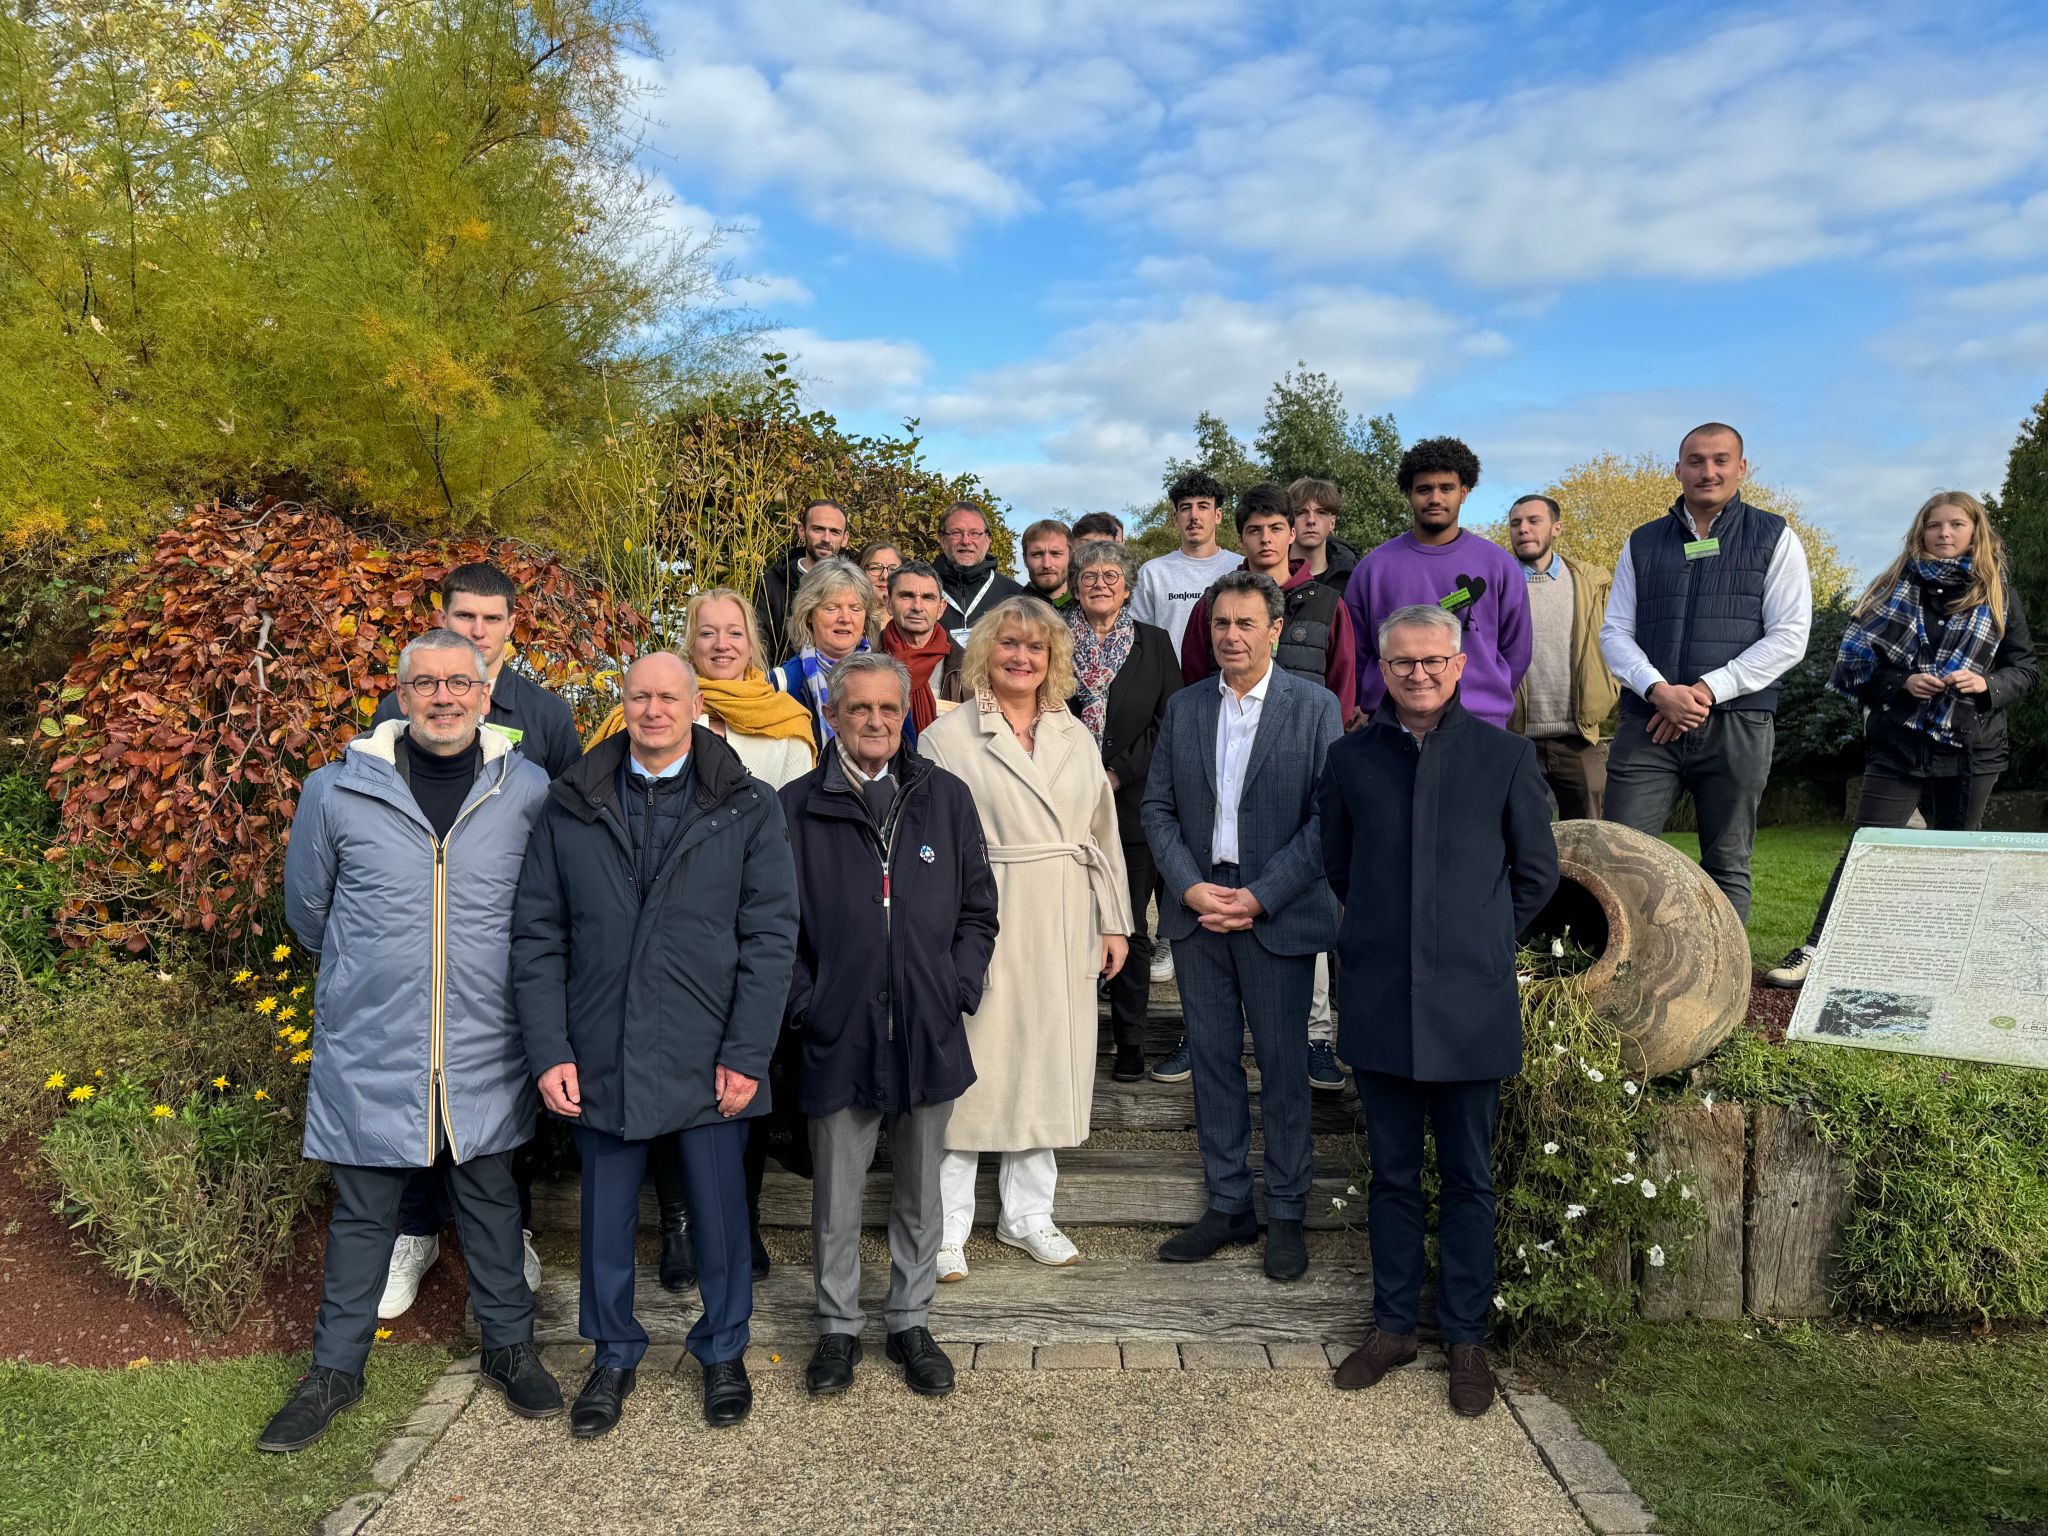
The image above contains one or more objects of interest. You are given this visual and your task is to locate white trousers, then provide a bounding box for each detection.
[1307,952,1334,1044]
[938,1148,1058,1248]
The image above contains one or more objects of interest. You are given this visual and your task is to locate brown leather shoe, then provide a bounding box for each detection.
[1331,1327,1418,1390]
[1447,1343,1494,1417]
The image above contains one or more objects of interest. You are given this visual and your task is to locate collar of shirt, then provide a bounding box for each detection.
[628,750,690,780]
[1216,663,1275,708]
[837,747,891,787]
[1522,550,1565,581]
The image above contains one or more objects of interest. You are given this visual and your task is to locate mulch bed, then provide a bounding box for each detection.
[0,1136,469,1367]
[1746,977,1797,1045]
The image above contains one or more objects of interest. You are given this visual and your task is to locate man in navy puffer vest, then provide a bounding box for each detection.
[1599,423,1811,921]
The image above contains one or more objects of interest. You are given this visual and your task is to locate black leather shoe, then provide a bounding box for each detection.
[750,1228,772,1280]
[256,1364,364,1452]
[479,1342,564,1419]
[1111,1045,1146,1083]
[570,1365,635,1439]
[658,1210,697,1293]
[703,1359,752,1426]
[886,1326,956,1397]
[1263,1218,1309,1283]
[1158,1206,1259,1263]
[806,1333,862,1396]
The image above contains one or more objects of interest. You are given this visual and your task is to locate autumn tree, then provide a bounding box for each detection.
[1991,388,2048,786]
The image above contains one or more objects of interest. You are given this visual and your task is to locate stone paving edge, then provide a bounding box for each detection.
[1499,1373,1658,1535]
[314,1356,481,1536]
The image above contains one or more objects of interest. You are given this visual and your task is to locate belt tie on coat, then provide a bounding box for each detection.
[985,840,1120,935]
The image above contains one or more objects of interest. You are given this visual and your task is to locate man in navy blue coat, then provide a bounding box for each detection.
[1319,604,1558,1418]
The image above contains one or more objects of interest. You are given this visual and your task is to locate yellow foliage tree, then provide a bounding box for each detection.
[1522,453,1853,604]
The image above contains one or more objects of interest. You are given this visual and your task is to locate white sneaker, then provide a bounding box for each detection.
[521,1229,541,1293]
[1763,944,1815,988]
[936,1243,969,1283]
[1149,942,1174,984]
[999,1224,1080,1267]
[377,1233,440,1319]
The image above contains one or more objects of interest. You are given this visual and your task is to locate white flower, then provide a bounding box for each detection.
[1536,1240,1556,1253]
[1543,1141,1560,1156]
[1680,1185,1695,1202]
[1564,1204,1587,1220]
[1640,1179,1658,1198]
[1550,937,1565,958]
[1517,1245,1527,1259]
[1346,1185,1360,1197]
[1494,1293,1507,1309]
[1330,1197,1348,1210]
[1623,1080,1640,1098]
[1613,1172,1635,1184]
[1702,1090,1717,1113]
[1551,1043,1567,1056]
[1625,1150,1637,1164]
[1647,1244,1666,1268]
[1586,1067,1605,1083]
[1518,972,1533,987]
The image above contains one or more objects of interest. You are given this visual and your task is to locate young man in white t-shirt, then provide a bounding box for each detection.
[1131,472,1241,651]
[1128,470,1240,992]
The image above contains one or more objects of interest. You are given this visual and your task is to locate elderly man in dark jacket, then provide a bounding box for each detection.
[1319,604,1558,1419]
[262,630,561,1453]
[512,651,798,1436]
[780,653,999,1399]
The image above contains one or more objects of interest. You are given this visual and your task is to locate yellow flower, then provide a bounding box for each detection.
[151,1104,174,1118]
[93,1069,103,1078]
[147,858,165,873]
[68,1084,93,1101]
[287,1028,310,1046]
[44,1071,65,1091]
[232,969,253,985]
[127,1356,152,1370]
[291,1050,312,1065]
[290,985,306,999]
[278,1006,299,1022]
[272,943,291,962]
[211,1075,230,1090]
[251,1089,269,1102]
[374,1327,393,1341]
[278,1025,294,1038]
[255,996,278,1015]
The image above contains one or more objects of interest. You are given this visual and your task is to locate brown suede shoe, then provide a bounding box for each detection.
[1331,1327,1418,1391]
[1447,1343,1494,1417]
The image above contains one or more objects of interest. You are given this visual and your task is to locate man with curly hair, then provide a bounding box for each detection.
[1342,438,1530,729]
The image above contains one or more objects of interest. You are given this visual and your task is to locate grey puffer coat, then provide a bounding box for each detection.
[284,719,550,1168]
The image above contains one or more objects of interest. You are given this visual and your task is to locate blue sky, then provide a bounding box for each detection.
[626,0,2048,577]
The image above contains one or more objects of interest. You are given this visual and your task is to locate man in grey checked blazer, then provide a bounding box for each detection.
[1141,570,1343,1282]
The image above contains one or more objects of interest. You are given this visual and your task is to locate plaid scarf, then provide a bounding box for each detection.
[1829,556,2001,746]
[789,640,868,743]
[1066,606,1134,743]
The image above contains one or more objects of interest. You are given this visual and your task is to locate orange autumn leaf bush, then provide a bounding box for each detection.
[39,498,641,950]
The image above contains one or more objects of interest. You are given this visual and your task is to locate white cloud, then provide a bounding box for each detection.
[765,327,932,411]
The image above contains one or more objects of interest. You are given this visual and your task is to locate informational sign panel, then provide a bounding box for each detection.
[1787,828,2048,1071]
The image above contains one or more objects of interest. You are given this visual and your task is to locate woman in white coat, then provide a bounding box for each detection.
[918,595,1132,1277]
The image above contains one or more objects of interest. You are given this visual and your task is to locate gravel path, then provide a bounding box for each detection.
[360,1355,1586,1536]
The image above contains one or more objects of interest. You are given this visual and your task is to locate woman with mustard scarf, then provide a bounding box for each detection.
[584,588,817,1285]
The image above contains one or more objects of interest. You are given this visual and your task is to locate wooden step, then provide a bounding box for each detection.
[529,1149,1361,1234]
[1091,1074,1358,1134]
[518,1252,1373,1347]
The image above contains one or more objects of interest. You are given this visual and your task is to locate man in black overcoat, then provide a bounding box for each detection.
[1318,604,1558,1417]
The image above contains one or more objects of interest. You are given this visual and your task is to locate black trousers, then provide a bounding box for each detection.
[397,1117,538,1237]
[1106,836,1157,1054]
[1356,1072,1502,1346]
[1804,764,1997,945]
[314,1148,531,1375]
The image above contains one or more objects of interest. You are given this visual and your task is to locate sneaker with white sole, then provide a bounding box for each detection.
[999,1224,1080,1267]
[1763,944,1815,988]
[522,1229,542,1293]
[1150,1036,1192,1084]
[378,1232,440,1319]
[936,1243,968,1283]
[1149,941,1175,984]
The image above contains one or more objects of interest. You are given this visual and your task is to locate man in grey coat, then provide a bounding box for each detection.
[260,630,561,1453]
[1141,570,1343,1283]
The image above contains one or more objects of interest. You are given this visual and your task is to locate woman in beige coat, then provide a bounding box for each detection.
[918,596,1132,1278]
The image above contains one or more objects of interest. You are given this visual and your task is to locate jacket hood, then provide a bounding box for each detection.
[933,551,999,584]
[550,723,752,821]
[1323,536,1361,573]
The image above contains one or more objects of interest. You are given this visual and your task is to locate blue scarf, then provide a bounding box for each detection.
[1829,556,2001,745]
[784,640,868,743]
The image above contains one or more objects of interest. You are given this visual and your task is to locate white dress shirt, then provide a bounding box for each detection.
[1599,505,1812,706]
[1210,664,1273,866]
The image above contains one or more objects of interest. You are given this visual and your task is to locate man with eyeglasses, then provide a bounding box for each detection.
[933,501,1025,644]
[1319,604,1557,1420]
[262,630,562,1451]
[369,561,581,1319]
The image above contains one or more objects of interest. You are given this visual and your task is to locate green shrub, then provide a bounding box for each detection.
[0,769,64,981]
[1712,1029,2048,1319]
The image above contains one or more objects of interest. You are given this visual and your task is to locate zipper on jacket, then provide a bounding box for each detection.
[428,769,504,1166]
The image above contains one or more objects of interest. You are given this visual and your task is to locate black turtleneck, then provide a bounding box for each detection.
[400,734,481,841]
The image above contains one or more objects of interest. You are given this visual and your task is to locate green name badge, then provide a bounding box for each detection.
[482,722,525,746]
[1439,586,1477,612]
[1684,538,1721,560]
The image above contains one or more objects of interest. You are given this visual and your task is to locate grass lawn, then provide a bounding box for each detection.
[1662,823,1845,968]
[0,1346,450,1536]
[1543,1321,2048,1536]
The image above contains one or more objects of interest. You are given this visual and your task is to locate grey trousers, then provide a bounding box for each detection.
[313,1149,531,1375]
[1605,708,1774,922]
[810,1101,953,1335]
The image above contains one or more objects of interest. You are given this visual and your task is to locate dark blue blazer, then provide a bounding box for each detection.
[1140,664,1342,957]
[1318,694,1559,1082]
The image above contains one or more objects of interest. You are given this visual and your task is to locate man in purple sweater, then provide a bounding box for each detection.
[1343,438,1531,728]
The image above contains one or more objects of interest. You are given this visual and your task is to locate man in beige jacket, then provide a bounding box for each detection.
[1506,495,1622,819]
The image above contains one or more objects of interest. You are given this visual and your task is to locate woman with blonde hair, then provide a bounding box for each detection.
[916,596,1132,1278]
[770,557,882,750]
[1767,491,2035,986]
